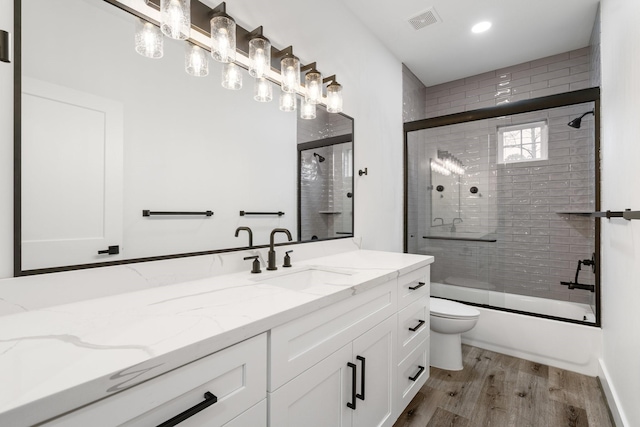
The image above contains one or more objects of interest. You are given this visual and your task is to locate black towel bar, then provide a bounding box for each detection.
[143,210,213,217]
[239,211,285,216]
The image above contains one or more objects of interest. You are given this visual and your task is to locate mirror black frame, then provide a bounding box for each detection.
[12,0,355,277]
[297,132,355,241]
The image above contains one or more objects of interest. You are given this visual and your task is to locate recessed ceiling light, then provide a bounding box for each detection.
[471,21,492,34]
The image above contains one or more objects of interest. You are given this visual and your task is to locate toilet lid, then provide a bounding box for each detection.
[430,297,480,319]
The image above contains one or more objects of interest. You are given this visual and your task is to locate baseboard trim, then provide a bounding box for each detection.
[598,358,628,427]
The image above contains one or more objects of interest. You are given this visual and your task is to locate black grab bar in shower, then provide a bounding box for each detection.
[423,236,497,243]
[558,209,640,220]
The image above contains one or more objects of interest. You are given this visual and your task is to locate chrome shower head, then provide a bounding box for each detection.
[568,110,594,129]
[313,152,325,163]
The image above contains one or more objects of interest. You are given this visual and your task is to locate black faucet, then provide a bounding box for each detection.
[451,217,463,232]
[267,228,292,270]
[433,217,444,226]
[235,226,253,247]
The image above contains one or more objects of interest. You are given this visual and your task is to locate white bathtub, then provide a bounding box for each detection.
[430,282,595,322]
[430,282,602,376]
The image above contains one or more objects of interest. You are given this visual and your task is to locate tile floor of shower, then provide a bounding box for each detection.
[406,102,597,322]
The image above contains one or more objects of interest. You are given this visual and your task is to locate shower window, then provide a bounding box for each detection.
[404,88,600,326]
[497,120,548,164]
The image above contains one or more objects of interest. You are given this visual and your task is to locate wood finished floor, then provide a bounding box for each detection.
[394,345,615,427]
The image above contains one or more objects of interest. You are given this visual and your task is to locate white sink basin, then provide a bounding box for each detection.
[252,267,355,290]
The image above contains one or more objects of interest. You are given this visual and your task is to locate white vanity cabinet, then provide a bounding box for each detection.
[42,334,267,427]
[394,267,430,418]
[268,280,397,427]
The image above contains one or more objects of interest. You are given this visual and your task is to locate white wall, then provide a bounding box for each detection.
[0,0,403,279]
[600,0,640,425]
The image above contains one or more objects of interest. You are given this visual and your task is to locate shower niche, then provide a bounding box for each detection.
[405,90,600,325]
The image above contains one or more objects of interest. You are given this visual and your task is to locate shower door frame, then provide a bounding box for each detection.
[403,87,601,327]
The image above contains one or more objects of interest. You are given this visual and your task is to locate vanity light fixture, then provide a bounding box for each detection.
[434,150,465,175]
[135,0,345,116]
[300,97,316,120]
[135,19,163,59]
[430,159,451,176]
[210,2,236,63]
[278,46,300,94]
[160,0,190,40]
[248,27,271,78]
[222,62,242,90]
[279,88,297,112]
[185,44,208,76]
[324,75,343,113]
[301,63,322,105]
[254,77,273,102]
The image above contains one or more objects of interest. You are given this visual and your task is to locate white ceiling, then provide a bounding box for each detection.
[341,0,601,87]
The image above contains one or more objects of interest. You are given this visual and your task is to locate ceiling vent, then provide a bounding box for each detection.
[407,7,442,31]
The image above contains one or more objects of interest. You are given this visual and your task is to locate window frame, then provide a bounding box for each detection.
[497,120,549,164]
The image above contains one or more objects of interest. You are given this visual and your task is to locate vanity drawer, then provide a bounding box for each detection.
[398,267,430,309]
[397,296,430,362]
[44,334,267,427]
[396,337,429,414]
[269,280,397,391]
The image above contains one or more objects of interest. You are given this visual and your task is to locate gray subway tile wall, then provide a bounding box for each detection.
[406,47,597,306]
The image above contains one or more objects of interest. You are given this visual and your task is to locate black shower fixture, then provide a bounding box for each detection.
[313,152,325,163]
[567,110,594,129]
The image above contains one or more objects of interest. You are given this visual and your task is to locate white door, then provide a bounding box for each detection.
[352,316,396,427]
[269,343,353,427]
[21,77,123,270]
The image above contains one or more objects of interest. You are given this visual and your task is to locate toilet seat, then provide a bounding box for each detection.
[430,297,480,320]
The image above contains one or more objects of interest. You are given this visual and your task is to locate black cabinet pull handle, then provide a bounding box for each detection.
[157,391,217,427]
[408,281,426,291]
[409,366,425,382]
[356,356,365,401]
[98,245,119,255]
[409,320,425,332]
[347,362,357,410]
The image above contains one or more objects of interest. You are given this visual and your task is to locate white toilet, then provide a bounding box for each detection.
[429,297,480,371]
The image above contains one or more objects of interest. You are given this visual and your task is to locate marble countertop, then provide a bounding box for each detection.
[0,249,433,426]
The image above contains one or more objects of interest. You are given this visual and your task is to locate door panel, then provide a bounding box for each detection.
[21,77,123,269]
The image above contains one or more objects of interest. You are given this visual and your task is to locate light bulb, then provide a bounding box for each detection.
[279,89,296,112]
[249,37,271,78]
[135,19,163,59]
[185,44,208,77]
[281,55,300,93]
[254,77,273,102]
[160,0,189,40]
[211,15,236,63]
[305,70,322,105]
[301,98,316,120]
[222,63,242,90]
[326,81,343,113]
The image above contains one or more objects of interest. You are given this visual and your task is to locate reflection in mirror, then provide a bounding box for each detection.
[298,106,354,241]
[17,0,353,273]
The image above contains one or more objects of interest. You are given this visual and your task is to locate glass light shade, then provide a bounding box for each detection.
[185,44,208,77]
[326,82,343,113]
[280,55,300,93]
[300,98,316,120]
[135,19,163,59]
[254,77,273,102]
[249,37,271,78]
[222,62,242,90]
[160,0,190,40]
[210,15,236,63]
[305,70,322,104]
[279,89,296,112]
